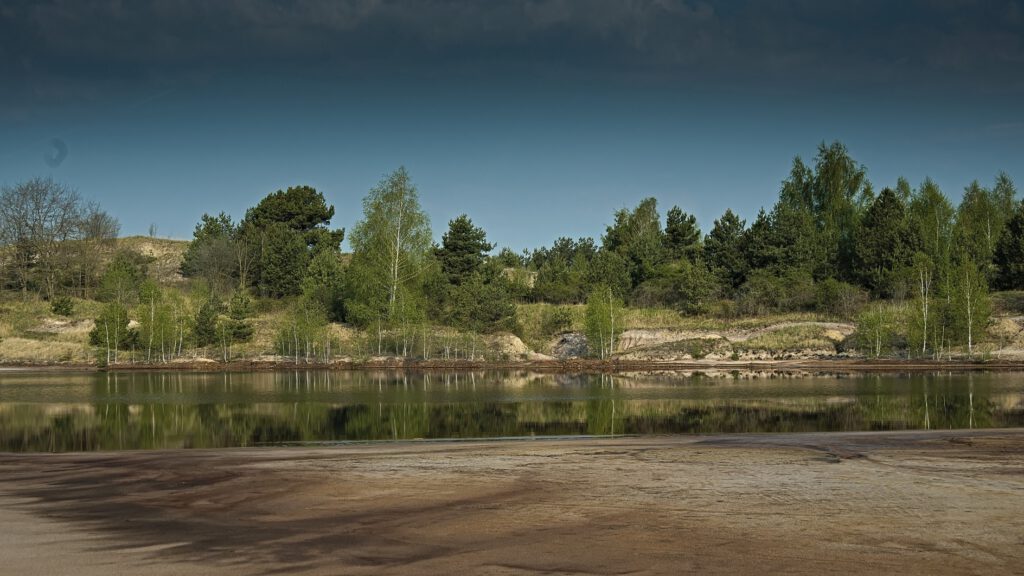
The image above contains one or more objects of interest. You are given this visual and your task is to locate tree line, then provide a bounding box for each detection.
[1,141,1021,361]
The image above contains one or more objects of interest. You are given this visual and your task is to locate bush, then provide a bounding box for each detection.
[541,306,574,336]
[50,296,74,316]
[737,271,786,316]
[816,279,868,319]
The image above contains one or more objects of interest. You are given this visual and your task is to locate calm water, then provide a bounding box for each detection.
[1,370,1023,452]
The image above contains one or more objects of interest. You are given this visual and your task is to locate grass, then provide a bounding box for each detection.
[0,295,103,364]
[991,291,1024,316]
[732,325,838,353]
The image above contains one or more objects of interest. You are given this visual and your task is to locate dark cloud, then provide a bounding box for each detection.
[2,0,1023,117]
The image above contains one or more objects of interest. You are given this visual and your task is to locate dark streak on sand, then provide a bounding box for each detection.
[1,430,1023,575]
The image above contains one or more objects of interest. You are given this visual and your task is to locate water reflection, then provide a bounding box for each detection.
[1,371,1022,451]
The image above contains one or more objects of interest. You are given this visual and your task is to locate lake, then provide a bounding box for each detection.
[1,370,1023,451]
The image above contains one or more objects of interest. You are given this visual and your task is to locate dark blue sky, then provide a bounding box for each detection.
[1,1,1022,251]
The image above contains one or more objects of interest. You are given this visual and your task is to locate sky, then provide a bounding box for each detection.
[1,0,1022,252]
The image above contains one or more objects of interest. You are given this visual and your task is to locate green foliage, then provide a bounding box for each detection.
[531,237,595,303]
[603,197,665,287]
[541,305,574,336]
[663,205,701,261]
[585,285,623,358]
[50,295,74,316]
[193,298,222,348]
[258,222,308,297]
[345,167,432,329]
[704,209,747,293]
[275,296,333,363]
[950,255,992,355]
[495,247,525,268]
[302,249,345,321]
[736,269,819,314]
[633,258,719,315]
[242,185,344,249]
[88,302,138,353]
[436,214,494,284]
[854,188,914,296]
[808,141,871,279]
[180,212,236,287]
[439,271,517,333]
[815,279,867,319]
[993,198,1024,290]
[907,177,954,288]
[954,179,1013,281]
[224,291,254,342]
[856,303,904,358]
[97,250,149,306]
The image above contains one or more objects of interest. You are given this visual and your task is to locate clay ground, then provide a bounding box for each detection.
[1,431,1023,575]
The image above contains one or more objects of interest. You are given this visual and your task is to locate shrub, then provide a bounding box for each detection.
[541,306,574,336]
[816,279,868,319]
[50,296,74,317]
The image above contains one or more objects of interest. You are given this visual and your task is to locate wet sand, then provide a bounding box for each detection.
[1,430,1022,575]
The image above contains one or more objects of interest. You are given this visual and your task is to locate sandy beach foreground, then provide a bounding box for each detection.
[1,431,1022,575]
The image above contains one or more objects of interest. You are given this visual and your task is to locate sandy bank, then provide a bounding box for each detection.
[1,430,1022,575]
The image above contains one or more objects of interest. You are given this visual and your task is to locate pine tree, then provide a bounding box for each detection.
[435,215,494,285]
[994,200,1024,290]
[664,206,701,261]
[703,209,747,292]
[854,188,913,296]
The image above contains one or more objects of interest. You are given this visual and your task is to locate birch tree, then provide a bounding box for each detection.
[346,167,432,336]
[951,256,991,357]
[585,284,622,359]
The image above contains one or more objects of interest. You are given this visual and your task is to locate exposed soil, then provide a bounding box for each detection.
[1,430,1022,575]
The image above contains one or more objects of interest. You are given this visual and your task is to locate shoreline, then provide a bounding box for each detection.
[1,429,1021,575]
[4,357,1024,373]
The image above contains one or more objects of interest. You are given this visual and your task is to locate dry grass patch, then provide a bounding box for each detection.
[732,325,837,353]
[0,337,93,364]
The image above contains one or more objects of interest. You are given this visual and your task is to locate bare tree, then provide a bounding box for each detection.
[0,178,87,299]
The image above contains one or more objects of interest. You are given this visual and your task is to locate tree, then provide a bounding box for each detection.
[603,197,665,287]
[180,212,236,289]
[69,205,119,299]
[951,255,991,357]
[664,206,701,261]
[345,167,432,330]
[240,185,344,295]
[97,251,148,308]
[437,265,517,334]
[585,285,622,359]
[193,297,222,349]
[856,303,901,358]
[89,302,137,364]
[435,215,494,285]
[907,178,954,293]
[854,188,913,296]
[0,178,94,299]
[994,200,1024,289]
[671,258,719,315]
[954,178,1014,282]
[302,249,346,321]
[258,222,308,297]
[777,143,871,281]
[809,141,871,280]
[908,252,935,356]
[531,237,595,304]
[742,209,775,273]
[243,185,342,245]
[765,201,820,278]
[703,209,746,292]
[276,296,332,364]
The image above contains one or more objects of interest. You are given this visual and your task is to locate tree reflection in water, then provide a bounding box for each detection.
[1,371,1022,451]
